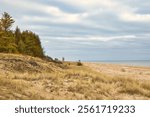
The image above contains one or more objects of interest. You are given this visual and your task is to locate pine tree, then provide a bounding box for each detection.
[0,12,45,58]
[18,39,25,53]
[0,31,18,53]
[15,26,22,45]
[0,12,15,31]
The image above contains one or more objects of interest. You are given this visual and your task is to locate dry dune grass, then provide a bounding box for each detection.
[0,53,150,100]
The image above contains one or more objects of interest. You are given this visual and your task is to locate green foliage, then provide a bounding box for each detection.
[0,31,18,53]
[0,12,15,31]
[21,30,44,57]
[0,12,44,58]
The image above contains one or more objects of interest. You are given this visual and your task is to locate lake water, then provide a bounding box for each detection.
[90,60,150,67]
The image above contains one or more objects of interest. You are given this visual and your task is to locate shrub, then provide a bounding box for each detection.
[77,60,82,66]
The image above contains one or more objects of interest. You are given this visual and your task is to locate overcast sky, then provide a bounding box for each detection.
[1,0,150,61]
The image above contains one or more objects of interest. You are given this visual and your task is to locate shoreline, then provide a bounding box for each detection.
[83,61,150,68]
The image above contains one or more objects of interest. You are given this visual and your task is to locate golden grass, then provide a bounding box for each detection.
[0,53,150,100]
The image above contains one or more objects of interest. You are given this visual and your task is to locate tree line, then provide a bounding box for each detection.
[0,12,44,57]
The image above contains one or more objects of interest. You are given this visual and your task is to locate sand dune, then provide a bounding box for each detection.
[0,53,150,100]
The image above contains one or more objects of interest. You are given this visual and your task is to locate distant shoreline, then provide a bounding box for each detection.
[82,60,150,67]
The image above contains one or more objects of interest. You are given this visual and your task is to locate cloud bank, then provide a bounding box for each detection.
[0,0,150,60]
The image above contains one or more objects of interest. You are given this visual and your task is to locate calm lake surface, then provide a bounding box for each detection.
[89,60,150,67]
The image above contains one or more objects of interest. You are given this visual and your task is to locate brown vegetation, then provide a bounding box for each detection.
[0,53,150,100]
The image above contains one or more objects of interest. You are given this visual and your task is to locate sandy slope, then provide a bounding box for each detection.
[0,53,150,100]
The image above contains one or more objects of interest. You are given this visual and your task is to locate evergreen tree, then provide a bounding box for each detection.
[18,39,25,53]
[0,12,44,58]
[0,12,15,31]
[15,26,22,45]
[0,31,18,53]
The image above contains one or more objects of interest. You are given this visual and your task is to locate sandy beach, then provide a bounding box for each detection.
[84,62,150,80]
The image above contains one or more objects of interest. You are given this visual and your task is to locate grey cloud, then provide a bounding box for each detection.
[0,0,150,60]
